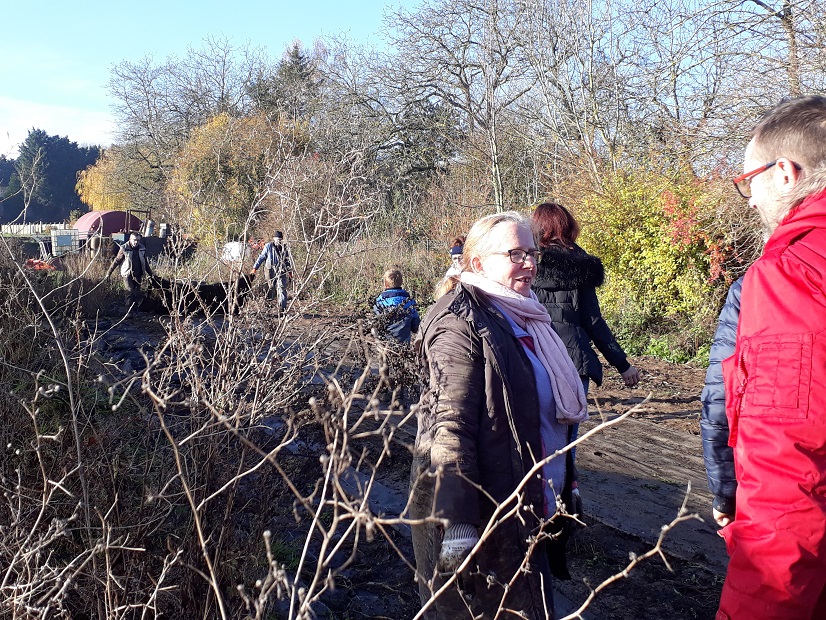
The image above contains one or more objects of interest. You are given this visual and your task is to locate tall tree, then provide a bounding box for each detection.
[76,144,159,213]
[0,156,14,187]
[0,130,99,224]
[385,0,534,211]
[107,37,273,216]
[250,42,322,122]
[168,112,313,241]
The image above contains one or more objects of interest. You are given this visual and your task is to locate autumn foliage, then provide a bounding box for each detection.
[566,167,757,359]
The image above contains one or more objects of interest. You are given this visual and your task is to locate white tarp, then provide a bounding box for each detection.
[221,241,249,264]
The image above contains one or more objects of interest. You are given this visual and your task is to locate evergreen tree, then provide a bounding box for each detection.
[251,43,320,121]
[0,130,100,223]
[0,155,14,187]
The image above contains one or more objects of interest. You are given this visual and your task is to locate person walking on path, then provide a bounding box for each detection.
[410,211,587,619]
[250,231,292,312]
[105,232,153,308]
[531,203,639,394]
[717,95,826,620]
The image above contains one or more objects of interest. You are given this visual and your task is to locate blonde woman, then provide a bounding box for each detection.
[410,211,587,619]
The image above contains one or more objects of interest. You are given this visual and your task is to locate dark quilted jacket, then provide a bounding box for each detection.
[700,276,742,514]
[532,244,630,386]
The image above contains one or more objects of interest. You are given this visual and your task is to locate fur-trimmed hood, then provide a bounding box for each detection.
[534,243,605,291]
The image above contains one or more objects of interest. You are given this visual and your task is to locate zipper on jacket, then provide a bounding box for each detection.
[729,345,749,447]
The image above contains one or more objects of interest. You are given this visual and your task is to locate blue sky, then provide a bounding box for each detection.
[1,0,405,157]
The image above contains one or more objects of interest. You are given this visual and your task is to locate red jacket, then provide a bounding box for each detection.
[719,189,826,619]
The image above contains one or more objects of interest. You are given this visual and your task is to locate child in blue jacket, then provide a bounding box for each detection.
[373,268,420,344]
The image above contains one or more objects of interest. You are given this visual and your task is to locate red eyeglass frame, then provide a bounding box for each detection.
[733,160,802,198]
[732,161,777,198]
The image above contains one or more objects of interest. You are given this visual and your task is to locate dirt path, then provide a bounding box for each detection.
[577,416,724,572]
[549,357,725,619]
[332,352,726,619]
[92,308,726,619]
[287,310,728,618]
[577,358,725,572]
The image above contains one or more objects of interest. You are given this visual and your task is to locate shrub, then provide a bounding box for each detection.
[312,238,444,308]
[570,167,746,360]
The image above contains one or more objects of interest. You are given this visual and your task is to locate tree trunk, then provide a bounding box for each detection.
[780,0,801,97]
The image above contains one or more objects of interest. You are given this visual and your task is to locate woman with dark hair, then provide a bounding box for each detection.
[411,211,587,618]
[532,203,638,391]
[531,203,639,496]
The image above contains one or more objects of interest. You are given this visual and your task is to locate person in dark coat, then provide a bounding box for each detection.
[531,203,639,503]
[700,276,742,528]
[531,203,639,391]
[105,232,154,308]
[410,211,588,619]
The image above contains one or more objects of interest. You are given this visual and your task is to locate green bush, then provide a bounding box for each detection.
[572,168,732,361]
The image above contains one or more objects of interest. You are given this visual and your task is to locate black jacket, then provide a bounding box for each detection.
[699,276,742,515]
[532,244,630,386]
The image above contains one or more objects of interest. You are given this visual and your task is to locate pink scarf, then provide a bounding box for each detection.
[460,272,588,424]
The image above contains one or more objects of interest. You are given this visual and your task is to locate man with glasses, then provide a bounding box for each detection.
[717,96,826,620]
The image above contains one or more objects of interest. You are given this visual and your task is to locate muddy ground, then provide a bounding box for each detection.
[95,306,725,619]
[552,357,725,620]
[288,310,728,620]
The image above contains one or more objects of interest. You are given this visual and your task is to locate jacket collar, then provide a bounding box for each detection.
[447,283,514,337]
[535,244,605,289]
[767,185,826,252]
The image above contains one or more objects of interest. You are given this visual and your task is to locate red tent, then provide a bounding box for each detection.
[73,210,143,236]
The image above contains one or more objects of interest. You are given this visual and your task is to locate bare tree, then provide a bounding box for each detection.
[384,0,535,211]
[107,37,275,218]
[700,0,826,140]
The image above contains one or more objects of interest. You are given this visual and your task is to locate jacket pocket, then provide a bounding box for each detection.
[721,348,746,446]
[742,333,812,419]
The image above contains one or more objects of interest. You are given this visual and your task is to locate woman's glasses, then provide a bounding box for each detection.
[492,249,542,264]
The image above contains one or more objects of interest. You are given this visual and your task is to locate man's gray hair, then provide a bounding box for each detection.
[753,96,826,168]
[753,95,826,211]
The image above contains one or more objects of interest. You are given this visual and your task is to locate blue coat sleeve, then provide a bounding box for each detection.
[700,276,743,512]
[253,244,270,270]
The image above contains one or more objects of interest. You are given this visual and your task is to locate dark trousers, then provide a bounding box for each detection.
[123,275,143,307]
